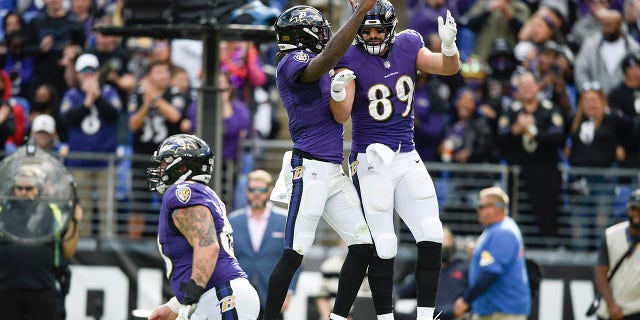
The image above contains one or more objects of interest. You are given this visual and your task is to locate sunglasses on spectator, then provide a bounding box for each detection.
[582,81,602,92]
[14,185,35,191]
[79,67,97,74]
[248,187,268,194]
[476,202,506,210]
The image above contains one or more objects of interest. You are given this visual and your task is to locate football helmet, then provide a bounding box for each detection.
[274,5,332,54]
[146,134,214,194]
[356,0,398,55]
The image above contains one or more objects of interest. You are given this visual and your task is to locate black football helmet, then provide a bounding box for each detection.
[146,134,214,194]
[274,5,332,54]
[356,0,398,55]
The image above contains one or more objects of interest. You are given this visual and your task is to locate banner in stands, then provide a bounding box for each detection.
[67,250,598,320]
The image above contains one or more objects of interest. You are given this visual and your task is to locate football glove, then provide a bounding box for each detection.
[177,279,204,319]
[331,69,356,102]
[437,10,458,56]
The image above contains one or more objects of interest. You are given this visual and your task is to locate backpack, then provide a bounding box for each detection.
[525,258,542,296]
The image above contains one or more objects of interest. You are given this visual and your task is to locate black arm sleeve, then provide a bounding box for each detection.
[94,96,120,123]
[63,105,91,126]
[462,271,498,303]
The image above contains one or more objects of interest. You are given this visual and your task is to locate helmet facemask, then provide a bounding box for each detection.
[356,0,398,55]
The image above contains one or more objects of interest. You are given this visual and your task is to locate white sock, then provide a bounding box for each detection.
[329,313,348,320]
[377,313,394,320]
[417,306,435,320]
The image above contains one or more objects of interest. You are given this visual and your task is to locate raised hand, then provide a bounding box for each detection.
[437,10,458,56]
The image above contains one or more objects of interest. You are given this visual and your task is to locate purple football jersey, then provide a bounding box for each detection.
[276,50,344,163]
[337,30,425,153]
[157,181,246,301]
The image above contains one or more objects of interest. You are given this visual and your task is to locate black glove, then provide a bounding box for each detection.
[179,279,204,305]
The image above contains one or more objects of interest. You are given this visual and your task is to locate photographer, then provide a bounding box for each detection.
[0,164,83,319]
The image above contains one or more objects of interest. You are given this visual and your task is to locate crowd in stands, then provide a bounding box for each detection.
[0,0,639,240]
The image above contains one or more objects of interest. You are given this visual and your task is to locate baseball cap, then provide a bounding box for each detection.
[621,52,640,73]
[75,53,99,72]
[14,165,44,186]
[31,114,56,134]
[629,189,640,208]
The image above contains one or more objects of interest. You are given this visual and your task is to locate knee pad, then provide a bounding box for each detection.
[373,233,398,259]
[415,216,443,243]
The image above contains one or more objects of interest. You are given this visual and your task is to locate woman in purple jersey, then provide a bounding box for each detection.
[146,134,259,320]
[330,1,460,319]
[263,1,377,320]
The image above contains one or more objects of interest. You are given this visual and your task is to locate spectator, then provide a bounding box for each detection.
[60,53,121,237]
[608,52,640,171]
[145,134,260,320]
[0,164,83,320]
[2,12,33,97]
[497,71,564,239]
[453,186,531,319]
[220,40,266,104]
[396,225,469,320]
[407,0,459,40]
[0,97,15,157]
[23,0,85,99]
[0,69,22,153]
[69,0,94,43]
[127,58,189,238]
[592,188,640,320]
[566,82,625,248]
[529,41,573,127]
[316,238,371,320]
[28,83,66,141]
[574,9,640,95]
[440,87,494,164]
[228,169,301,320]
[568,0,613,49]
[29,113,62,155]
[463,0,531,60]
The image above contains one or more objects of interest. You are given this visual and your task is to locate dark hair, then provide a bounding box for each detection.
[2,11,25,33]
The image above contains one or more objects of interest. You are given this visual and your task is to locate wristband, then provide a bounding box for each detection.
[441,43,458,57]
[331,89,347,102]
[166,296,181,313]
[179,279,204,305]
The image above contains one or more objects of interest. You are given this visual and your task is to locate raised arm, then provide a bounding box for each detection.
[300,0,377,83]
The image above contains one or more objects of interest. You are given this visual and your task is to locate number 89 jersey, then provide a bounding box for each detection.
[157,181,246,302]
[337,29,424,154]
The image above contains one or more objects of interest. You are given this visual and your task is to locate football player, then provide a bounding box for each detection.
[263,1,376,320]
[146,134,260,320]
[330,1,461,319]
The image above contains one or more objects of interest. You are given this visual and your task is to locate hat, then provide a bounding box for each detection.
[75,53,99,72]
[15,165,44,186]
[629,189,640,208]
[31,114,56,134]
[621,52,640,73]
[540,41,563,55]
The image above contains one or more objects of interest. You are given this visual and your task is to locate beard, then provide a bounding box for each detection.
[249,201,266,210]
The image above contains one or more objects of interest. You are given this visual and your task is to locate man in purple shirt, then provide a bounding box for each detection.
[331,1,460,319]
[146,134,259,320]
[263,1,376,320]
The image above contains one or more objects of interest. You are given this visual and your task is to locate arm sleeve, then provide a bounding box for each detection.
[462,271,498,303]
[94,96,120,123]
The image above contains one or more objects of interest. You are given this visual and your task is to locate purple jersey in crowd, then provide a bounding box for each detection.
[157,181,246,301]
[276,50,344,163]
[60,84,121,168]
[337,30,425,153]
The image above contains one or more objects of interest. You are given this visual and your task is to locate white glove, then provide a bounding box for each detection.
[437,10,458,57]
[331,69,356,102]
[177,303,197,320]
